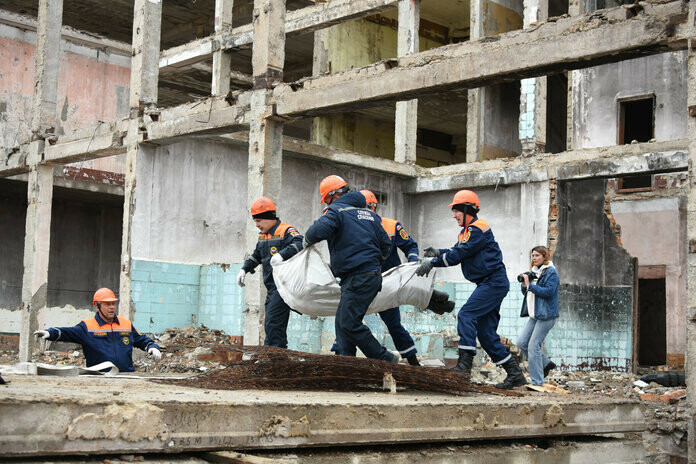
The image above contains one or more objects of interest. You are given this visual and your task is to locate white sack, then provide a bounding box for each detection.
[272,245,435,317]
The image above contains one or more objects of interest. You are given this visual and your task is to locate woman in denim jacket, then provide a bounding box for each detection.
[518,246,559,386]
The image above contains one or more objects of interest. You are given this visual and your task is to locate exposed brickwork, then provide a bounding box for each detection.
[604,181,623,247]
[547,179,559,255]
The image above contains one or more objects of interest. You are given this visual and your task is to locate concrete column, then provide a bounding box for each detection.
[466,0,484,163]
[119,0,162,320]
[520,0,548,155]
[212,0,234,95]
[394,0,419,164]
[19,143,53,362]
[244,0,286,345]
[566,0,583,150]
[31,0,63,139]
[686,8,696,457]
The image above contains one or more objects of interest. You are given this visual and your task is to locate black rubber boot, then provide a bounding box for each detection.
[454,349,474,373]
[407,354,420,366]
[543,360,557,378]
[426,292,455,314]
[494,358,528,390]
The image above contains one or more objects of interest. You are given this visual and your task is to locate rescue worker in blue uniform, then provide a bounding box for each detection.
[416,190,527,389]
[237,197,303,348]
[304,175,397,363]
[33,288,161,372]
[361,189,421,365]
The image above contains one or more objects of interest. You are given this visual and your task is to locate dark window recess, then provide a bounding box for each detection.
[417,129,455,154]
[637,278,666,366]
[618,96,655,145]
[618,174,652,192]
[370,190,388,206]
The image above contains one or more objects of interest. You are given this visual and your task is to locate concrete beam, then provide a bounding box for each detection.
[394,0,419,165]
[0,9,131,55]
[144,95,252,144]
[274,0,689,117]
[252,0,287,86]
[0,376,646,457]
[405,140,688,193]
[18,145,53,362]
[223,133,420,177]
[159,0,398,70]
[30,0,63,138]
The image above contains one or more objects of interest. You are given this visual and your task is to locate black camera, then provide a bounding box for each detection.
[517,271,537,283]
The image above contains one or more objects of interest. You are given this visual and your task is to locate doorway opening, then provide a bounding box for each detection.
[637,276,666,366]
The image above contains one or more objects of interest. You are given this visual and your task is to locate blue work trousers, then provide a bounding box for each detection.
[335,272,393,361]
[264,289,291,348]
[517,317,556,385]
[458,280,511,364]
[379,307,417,357]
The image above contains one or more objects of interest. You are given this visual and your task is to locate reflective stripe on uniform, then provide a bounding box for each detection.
[458,345,477,351]
[398,344,416,355]
[495,354,511,365]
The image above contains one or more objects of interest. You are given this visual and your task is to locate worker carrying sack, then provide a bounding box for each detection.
[272,245,435,317]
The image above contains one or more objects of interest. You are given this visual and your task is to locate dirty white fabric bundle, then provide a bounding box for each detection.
[272,245,435,317]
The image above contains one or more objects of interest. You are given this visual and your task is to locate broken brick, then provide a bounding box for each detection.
[640,393,660,402]
[659,390,686,403]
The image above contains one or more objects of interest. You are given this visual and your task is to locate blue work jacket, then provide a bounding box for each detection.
[46,312,159,372]
[432,217,508,286]
[520,265,560,320]
[381,217,419,271]
[242,219,303,291]
[305,191,391,279]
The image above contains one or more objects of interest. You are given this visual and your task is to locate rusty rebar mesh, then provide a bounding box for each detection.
[156,345,521,397]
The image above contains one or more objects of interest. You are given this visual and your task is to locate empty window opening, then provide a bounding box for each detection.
[618,174,652,193]
[637,277,666,366]
[618,96,655,145]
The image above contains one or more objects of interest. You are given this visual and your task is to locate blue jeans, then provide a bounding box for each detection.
[517,317,556,385]
[335,272,393,361]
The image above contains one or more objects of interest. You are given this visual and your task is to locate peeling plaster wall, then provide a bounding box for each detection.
[611,197,687,356]
[130,141,248,265]
[572,52,687,149]
[408,182,550,282]
[0,24,130,173]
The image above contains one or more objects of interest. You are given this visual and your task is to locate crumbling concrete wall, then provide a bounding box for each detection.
[611,195,687,364]
[553,178,636,370]
[572,52,687,149]
[0,23,129,173]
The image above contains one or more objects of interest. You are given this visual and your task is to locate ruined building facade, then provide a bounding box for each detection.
[0,0,694,403]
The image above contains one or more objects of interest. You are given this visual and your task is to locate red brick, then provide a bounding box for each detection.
[659,390,686,403]
[640,393,660,402]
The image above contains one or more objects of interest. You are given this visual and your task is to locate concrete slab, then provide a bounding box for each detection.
[0,375,645,457]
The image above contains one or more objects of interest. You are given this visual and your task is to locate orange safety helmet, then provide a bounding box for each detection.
[361,190,378,206]
[93,288,118,306]
[250,197,277,216]
[319,175,348,204]
[449,190,480,208]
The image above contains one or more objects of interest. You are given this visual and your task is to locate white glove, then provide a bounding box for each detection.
[237,269,246,287]
[148,347,162,362]
[270,253,284,265]
[33,330,49,340]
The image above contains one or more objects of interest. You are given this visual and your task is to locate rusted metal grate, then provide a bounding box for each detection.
[158,345,521,396]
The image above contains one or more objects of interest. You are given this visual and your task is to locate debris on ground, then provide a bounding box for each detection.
[158,345,523,397]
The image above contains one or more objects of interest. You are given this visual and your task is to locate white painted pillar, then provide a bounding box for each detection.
[212,0,234,95]
[520,0,548,155]
[19,144,53,362]
[31,0,63,139]
[466,0,484,163]
[244,0,286,345]
[394,0,420,164]
[119,0,162,320]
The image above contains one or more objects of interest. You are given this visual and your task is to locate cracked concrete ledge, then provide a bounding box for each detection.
[0,375,645,458]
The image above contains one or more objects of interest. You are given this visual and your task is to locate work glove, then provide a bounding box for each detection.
[423,246,439,258]
[415,258,434,277]
[270,253,284,265]
[303,238,314,249]
[33,330,49,340]
[236,269,246,287]
[148,347,162,362]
